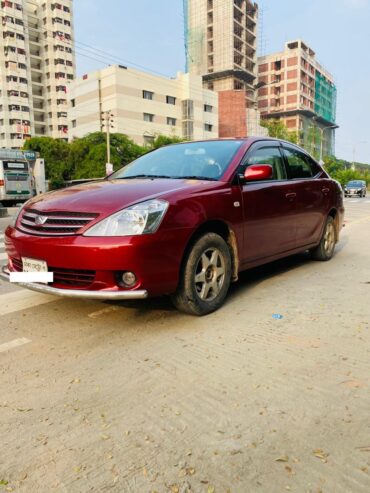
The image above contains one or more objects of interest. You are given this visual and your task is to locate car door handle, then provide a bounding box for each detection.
[285,192,297,200]
[322,187,330,195]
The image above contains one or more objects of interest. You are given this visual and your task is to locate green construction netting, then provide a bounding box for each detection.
[315,72,337,124]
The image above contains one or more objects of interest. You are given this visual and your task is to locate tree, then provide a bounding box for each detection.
[260,119,300,144]
[149,134,184,150]
[23,137,71,189]
[68,132,145,179]
[323,156,370,186]
[23,133,194,188]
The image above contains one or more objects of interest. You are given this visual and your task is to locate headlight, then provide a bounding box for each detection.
[9,201,29,228]
[83,199,169,237]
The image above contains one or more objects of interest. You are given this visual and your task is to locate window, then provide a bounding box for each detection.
[204,104,213,113]
[167,117,176,126]
[244,146,287,181]
[143,113,154,122]
[283,147,315,179]
[143,90,154,100]
[72,120,76,128]
[204,123,213,132]
[71,99,75,108]
[166,95,176,105]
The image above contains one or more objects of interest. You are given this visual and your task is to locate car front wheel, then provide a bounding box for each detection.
[310,216,336,261]
[171,232,232,316]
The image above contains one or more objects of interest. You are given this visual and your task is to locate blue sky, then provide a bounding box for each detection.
[74,0,370,164]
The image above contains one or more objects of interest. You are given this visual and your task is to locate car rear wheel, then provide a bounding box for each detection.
[171,232,232,316]
[310,216,336,261]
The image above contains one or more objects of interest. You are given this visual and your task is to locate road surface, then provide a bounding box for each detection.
[1,199,370,492]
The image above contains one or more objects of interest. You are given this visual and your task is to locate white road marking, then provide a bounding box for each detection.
[0,338,31,353]
[0,252,7,261]
[0,234,4,240]
[0,290,57,316]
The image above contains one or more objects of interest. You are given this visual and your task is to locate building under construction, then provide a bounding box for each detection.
[258,40,337,157]
[184,0,266,137]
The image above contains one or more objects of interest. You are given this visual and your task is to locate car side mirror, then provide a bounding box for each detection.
[244,164,273,182]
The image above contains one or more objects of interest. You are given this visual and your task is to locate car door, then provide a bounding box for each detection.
[239,141,298,264]
[282,144,328,247]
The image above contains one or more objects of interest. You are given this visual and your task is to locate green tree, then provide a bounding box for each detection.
[323,156,370,187]
[23,133,198,187]
[69,132,145,179]
[149,134,184,150]
[260,119,300,144]
[23,137,71,189]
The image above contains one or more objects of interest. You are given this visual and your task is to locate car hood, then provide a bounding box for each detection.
[25,178,220,216]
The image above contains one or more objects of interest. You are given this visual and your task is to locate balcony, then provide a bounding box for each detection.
[31,75,43,85]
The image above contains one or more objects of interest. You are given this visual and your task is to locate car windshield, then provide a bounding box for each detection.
[347,181,363,187]
[109,140,244,181]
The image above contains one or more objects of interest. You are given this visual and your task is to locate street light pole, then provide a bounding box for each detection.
[102,110,114,175]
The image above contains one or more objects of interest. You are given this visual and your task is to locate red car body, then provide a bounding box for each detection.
[2,138,344,307]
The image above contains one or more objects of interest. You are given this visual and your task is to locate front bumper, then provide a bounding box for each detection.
[0,266,148,300]
[3,225,193,297]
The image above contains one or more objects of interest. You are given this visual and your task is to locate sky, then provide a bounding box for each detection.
[74,0,370,164]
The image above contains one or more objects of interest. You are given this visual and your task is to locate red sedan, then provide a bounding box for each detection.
[1,138,344,315]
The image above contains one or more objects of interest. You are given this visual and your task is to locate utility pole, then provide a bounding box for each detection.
[102,110,114,175]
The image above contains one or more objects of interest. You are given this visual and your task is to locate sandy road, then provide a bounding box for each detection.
[0,199,370,492]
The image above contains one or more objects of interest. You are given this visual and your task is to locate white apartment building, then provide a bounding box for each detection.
[0,0,76,149]
[68,65,219,145]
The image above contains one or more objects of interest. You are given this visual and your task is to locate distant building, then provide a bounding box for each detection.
[68,65,219,145]
[0,0,76,148]
[184,0,267,137]
[258,40,338,157]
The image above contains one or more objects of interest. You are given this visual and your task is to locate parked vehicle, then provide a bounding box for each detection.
[0,150,34,205]
[344,180,367,198]
[1,138,345,315]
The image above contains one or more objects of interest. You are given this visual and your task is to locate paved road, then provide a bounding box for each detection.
[1,199,370,492]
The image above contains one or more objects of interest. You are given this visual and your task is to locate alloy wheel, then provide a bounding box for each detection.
[194,248,225,302]
[323,222,335,255]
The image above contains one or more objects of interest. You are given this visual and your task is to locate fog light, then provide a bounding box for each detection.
[121,271,137,287]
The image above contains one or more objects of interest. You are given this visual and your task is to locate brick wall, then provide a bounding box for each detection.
[219,90,247,138]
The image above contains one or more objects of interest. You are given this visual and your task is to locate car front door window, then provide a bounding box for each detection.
[244,147,287,181]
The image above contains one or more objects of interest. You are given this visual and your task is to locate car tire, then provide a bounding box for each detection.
[310,216,336,261]
[171,232,232,316]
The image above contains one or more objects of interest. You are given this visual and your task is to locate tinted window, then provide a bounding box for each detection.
[283,148,314,179]
[245,146,287,180]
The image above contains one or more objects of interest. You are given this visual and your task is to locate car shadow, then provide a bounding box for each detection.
[107,243,346,316]
[109,252,312,315]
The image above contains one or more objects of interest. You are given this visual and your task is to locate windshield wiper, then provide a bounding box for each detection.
[116,174,172,180]
[174,175,218,181]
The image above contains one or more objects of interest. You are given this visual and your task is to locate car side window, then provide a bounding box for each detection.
[283,147,314,179]
[244,147,287,181]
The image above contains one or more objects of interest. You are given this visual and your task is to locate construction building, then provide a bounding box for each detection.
[184,0,267,138]
[258,40,337,157]
[0,0,76,149]
[68,65,219,145]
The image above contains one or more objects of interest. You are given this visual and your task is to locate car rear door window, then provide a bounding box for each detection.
[283,147,315,179]
[245,147,287,181]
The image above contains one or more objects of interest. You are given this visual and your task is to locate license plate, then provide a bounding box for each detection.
[22,257,48,273]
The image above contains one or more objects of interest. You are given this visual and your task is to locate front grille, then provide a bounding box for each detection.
[10,257,96,288]
[18,208,98,236]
